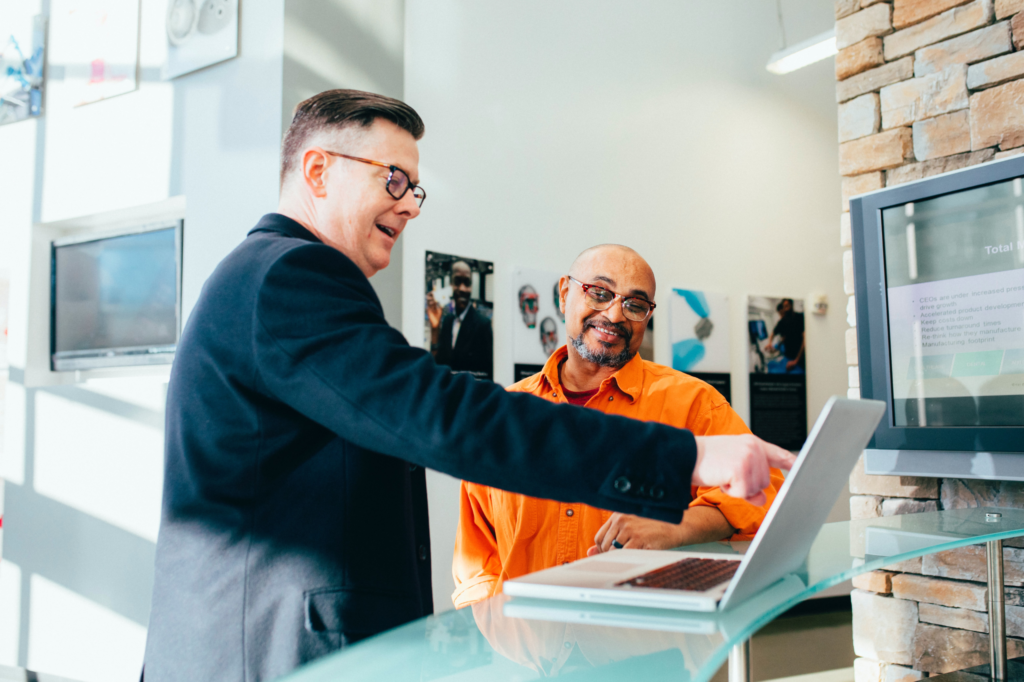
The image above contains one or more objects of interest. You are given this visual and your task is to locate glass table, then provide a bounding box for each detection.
[282,508,1024,682]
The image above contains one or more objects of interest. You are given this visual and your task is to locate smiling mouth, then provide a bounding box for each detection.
[586,320,627,343]
[376,224,397,238]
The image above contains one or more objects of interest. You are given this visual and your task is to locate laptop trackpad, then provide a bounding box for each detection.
[566,561,646,574]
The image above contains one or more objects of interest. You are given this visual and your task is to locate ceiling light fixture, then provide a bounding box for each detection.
[766,29,838,74]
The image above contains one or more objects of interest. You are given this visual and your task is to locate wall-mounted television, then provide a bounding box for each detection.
[851,155,1024,481]
[50,220,183,371]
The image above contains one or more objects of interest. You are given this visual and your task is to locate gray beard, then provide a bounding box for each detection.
[568,330,634,369]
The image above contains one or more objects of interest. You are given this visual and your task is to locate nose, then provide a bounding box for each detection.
[602,300,628,324]
[395,189,421,219]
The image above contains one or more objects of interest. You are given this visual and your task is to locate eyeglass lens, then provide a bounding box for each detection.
[386,168,426,207]
[583,286,651,321]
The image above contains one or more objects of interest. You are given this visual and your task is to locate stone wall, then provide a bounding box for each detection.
[836,0,1024,678]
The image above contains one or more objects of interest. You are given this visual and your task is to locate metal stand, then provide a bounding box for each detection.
[989,538,1007,681]
[728,639,750,682]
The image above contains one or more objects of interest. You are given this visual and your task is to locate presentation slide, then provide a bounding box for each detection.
[886,251,1024,427]
[882,177,1024,427]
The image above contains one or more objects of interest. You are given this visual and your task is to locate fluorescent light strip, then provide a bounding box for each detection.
[766,29,837,75]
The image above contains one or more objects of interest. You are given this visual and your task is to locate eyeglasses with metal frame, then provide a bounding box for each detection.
[567,276,656,322]
[324,152,427,208]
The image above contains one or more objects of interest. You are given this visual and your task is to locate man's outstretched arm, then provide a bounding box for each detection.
[255,244,796,520]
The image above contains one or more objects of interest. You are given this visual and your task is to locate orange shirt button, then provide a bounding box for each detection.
[608,396,613,401]
[566,508,574,517]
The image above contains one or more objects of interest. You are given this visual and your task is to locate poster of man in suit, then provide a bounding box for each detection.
[425,251,494,380]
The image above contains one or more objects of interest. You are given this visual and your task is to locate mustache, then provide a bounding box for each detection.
[585,316,631,342]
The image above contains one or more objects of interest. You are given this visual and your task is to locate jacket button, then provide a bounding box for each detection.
[652,486,665,500]
[613,476,631,493]
[408,464,418,472]
[566,508,574,517]
[418,545,428,561]
[638,483,647,497]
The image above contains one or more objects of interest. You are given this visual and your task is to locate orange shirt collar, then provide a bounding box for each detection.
[539,345,644,403]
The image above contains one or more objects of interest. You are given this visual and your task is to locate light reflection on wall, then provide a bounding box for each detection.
[28,574,146,682]
[39,0,173,224]
[34,388,163,543]
[0,560,20,666]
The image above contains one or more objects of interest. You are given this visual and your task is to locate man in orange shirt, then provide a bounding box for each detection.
[452,244,785,608]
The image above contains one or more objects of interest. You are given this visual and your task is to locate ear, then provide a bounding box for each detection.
[301,147,331,198]
[558,275,570,314]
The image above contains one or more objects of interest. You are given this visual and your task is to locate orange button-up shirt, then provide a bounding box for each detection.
[451,345,784,609]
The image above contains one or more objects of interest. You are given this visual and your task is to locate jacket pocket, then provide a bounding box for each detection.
[304,587,422,636]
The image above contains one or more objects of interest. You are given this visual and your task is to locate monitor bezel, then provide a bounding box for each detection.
[851,154,1024,453]
[49,219,184,372]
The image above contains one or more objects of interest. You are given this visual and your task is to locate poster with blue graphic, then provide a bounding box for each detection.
[669,289,732,402]
[1,13,45,125]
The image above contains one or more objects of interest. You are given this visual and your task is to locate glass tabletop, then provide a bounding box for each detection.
[283,508,1024,682]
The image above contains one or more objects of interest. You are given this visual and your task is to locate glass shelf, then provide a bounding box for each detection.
[282,508,1024,682]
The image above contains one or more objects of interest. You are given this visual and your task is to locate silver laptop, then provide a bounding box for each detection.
[503,396,886,612]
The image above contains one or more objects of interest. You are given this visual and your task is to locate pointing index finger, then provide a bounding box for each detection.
[763,442,797,470]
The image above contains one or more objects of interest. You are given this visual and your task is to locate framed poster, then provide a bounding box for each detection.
[163,0,239,80]
[50,0,139,106]
[669,289,732,402]
[425,251,494,381]
[512,268,566,383]
[748,296,808,450]
[0,14,45,125]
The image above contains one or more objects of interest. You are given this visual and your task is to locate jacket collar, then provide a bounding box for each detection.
[539,345,644,403]
[248,213,322,244]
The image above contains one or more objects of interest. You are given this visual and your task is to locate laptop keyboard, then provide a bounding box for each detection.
[616,558,741,592]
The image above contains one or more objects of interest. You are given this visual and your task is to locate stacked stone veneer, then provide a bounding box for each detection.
[836,0,1024,679]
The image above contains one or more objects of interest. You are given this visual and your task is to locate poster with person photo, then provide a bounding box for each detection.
[425,251,494,381]
[748,296,807,450]
[512,268,566,383]
[163,0,239,80]
[669,289,732,402]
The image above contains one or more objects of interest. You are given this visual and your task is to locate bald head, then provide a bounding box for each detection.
[568,244,656,301]
[559,244,656,372]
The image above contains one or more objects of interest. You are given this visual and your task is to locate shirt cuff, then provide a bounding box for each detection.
[452,575,500,609]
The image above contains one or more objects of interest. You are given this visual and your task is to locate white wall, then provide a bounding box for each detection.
[403,0,847,613]
[283,0,406,326]
[0,1,284,679]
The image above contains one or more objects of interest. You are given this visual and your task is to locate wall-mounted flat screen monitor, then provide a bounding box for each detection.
[50,220,183,371]
[851,155,1024,480]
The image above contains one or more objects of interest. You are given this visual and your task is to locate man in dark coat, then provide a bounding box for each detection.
[142,90,793,682]
[430,260,494,379]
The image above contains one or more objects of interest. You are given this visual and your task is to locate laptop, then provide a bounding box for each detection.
[503,396,885,612]
[502,573,808,635]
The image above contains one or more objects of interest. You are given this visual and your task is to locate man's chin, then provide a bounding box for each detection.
[366,251,392,276]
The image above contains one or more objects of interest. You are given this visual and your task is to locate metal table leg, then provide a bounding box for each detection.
[729,639,750,682]
[988,538,1007,681]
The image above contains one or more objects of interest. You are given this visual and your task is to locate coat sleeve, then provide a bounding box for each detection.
[253,244,696,521]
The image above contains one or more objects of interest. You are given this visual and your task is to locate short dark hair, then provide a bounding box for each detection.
[280,89,425,187]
